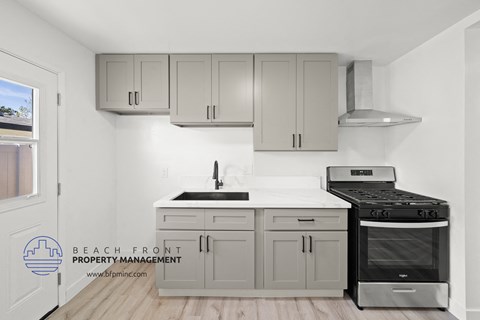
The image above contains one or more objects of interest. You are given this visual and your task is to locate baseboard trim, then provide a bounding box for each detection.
[449,298,467,320]
[158,288,344,298]
[65,262,112,302]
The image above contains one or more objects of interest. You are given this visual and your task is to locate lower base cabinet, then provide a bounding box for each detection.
[156,230,255,289]
[205,231,255,289]
[264,231,347,290]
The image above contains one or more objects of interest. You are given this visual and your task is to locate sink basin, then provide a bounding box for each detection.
[172,192,249,201]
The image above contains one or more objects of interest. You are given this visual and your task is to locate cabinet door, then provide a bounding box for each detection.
[254,54,297,150]
[264,232,305,289]
[306,231,347,290]
[211,54,253,123]
[156,231,204,289]
[205,231,255,289]
[97,55,134,110]
[134,54,169,111]
[170,55,211,123]
[296,54,338,151]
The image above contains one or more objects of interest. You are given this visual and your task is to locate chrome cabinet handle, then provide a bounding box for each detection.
[213,105,216,119]
[199,235,203,252]
[293,134,295,148]
[301,235,305,253]
[134,91,139,105]
[206,235,210,252]
[128,92,133,106]
[392,288,417,293]
[309,235,313,253]
[299,134,302,148]
[207,106,210,120]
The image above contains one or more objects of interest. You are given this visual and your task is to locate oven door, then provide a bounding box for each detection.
[358,219,448,282]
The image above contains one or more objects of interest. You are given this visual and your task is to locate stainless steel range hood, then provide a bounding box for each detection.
[339,60,421,127]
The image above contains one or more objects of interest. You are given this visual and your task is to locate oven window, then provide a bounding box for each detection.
[367,228,434,267]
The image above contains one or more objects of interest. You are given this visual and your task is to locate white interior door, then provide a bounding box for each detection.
[0,51,58,320]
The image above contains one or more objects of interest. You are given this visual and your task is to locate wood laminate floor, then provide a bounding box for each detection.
[48,263,457,320]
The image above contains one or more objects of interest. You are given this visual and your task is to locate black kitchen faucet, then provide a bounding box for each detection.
[212,160,223,190]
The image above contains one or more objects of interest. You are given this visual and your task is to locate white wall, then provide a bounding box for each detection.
[465,25,480,319]
[115,67,387,249]
[385,9,480,320]
[0,0,117,302]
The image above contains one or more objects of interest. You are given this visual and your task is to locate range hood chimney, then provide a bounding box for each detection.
[338,60,421,127]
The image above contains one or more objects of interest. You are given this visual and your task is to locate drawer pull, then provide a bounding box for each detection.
[392,288,417,293]
[297,218,315,222]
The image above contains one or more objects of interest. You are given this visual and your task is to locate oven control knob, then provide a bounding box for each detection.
[381,210,390,218]
[418,210,427,218]
[370,210,379,217]
[428,210,438,219]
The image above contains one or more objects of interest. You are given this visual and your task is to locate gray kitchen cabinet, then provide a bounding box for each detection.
[204,209,254,230]
[264,208,347,231]
[134,55,169,111]
[306,231,347,290]
[156,230,205,289]
[96,54,169,113]
[170,55,212,123]
[264,231,347,290]
[254,54,297,150]
[156,208,204,230]
[264,231,306,289]
[211,54,253,123]
[297,54,338,150]
[170,54,253,126]
[205,231,255,289]
[254,53,338,151]
[156,208,255,290]
[97,55,134,111]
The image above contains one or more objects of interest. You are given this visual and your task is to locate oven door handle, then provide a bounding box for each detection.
[360,221,448,229]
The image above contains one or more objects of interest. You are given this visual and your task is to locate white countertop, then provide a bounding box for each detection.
[153,188,351,209]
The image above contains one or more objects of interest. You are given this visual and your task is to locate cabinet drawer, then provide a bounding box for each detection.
[205,209,254,230]
[156,209,204,229]
[358,282,448,308]
[264,209,347,231]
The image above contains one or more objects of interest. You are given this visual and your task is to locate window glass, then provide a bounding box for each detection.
[0,143,34,200]
[0,79,33,138]
[0,77,37,201]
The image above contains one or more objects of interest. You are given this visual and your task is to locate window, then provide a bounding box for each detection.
[0,78,38,201]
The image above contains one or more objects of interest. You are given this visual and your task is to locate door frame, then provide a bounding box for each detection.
[0,48,67,306]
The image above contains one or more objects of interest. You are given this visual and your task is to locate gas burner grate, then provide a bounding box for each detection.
[331,188,444,204]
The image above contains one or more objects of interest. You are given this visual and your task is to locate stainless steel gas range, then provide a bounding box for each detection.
[326,166,449,310]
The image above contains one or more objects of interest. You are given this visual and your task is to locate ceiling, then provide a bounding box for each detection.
[14,0,480,65]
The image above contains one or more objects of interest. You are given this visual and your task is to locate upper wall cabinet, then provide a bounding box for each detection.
[96,54,169,114]
[254,54,338,151]
[170,54,253,126]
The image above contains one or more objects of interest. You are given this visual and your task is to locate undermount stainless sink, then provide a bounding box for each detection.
[172,192,249,201]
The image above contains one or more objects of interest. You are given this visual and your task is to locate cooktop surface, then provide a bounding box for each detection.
[330,188,446,205]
